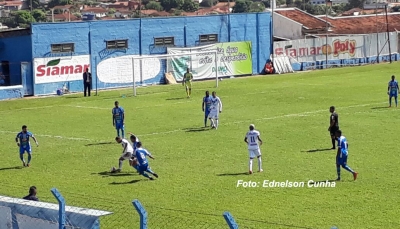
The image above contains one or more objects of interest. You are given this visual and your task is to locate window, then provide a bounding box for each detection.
[199,34,218,43]
[106,39,128,49]
[51,43,75,53]
[154,37,175,46]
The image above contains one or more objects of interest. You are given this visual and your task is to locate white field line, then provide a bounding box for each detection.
[0,101,390,142]
[0,130,91,141]
[0,106,55,113]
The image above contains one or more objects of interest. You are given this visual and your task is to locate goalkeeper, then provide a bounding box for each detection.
[182,68,193,98]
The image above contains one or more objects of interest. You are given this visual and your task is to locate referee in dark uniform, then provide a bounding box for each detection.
[328,106,339,149]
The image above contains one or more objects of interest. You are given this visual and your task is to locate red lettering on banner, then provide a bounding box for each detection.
[36,64,90,77]
[332,39,356,57]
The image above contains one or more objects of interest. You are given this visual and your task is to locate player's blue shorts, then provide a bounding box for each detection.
[205,109,210,118]
[337,155,348,166]
[19,146,31,154]
[138,164,150,174]
[115,122,124,130]
[389,91,398,98]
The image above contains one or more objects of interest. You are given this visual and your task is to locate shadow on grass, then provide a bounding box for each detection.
[183,127,210,132]
[109,180,141,185]
[0,166,24,171]
[302,148,333,153]
[371,106,389,109]
[94,171,136,177]
[85,142,114,146]
[166,97,186,101]
[64,96,81,99]
[217,172,248,176]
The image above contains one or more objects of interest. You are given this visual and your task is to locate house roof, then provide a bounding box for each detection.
[3,1,22,6]
[274,8,330,30]
[52,4,74,9]
[214,2,235,8]
[319,13,400,34]
[49,13,79,21]
[82,7,108,13]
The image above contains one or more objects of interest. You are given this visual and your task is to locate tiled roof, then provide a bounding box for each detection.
[52,4,74,9]
[49,13,79,21]
[319,13,400,34]
[274,8,329,30]
[82,7,108,13]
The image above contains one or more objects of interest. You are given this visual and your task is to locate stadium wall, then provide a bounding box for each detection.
[0,13,272,97]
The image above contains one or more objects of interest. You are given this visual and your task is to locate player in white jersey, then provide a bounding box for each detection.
[114,136,134,172]
[208,91,223,129]
[244,124,263,174]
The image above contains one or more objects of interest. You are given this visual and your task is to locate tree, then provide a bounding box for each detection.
[146,1,164,11]
[14,10,36,26]
[249,2,265,12]
[32,9,47,22]
[31,0,41,9]
[233,0,249,13]
[181,0,198,12]
[262,0,270,8]
[48,0,71,9]
[200,0,217,7]
[108,8,116,14]
[159,0,184,11]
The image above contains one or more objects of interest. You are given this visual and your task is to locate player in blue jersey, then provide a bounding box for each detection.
[15,125,39,167]
[128,132,140,172]
[335,130,358,181]
[112,101,125,138]
[202,91,212,127]
[130,142,158,180]
[388,75,399,107]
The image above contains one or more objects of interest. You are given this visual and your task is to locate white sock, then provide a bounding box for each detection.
[249,159,253,172]
[118,160,123,170]
[210,119,215,127]
[258,157,262,171]
[215,119,219,128]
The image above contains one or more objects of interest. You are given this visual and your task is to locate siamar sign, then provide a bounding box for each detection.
[34,55,90,84]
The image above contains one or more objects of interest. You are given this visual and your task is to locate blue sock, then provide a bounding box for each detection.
[27,154,32,164]
[116,129,120,137]
[121,129,125,139]
[146,167,155,174]
[19,154,24,162]
[133,165,139,171]
[395,97,398,106]
[204,118,207,126]
[141,172,151,179]
[342,165,354,173]
[336,165,341,179]
[389,97,392,106]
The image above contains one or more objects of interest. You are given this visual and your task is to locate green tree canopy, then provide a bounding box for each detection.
[249,1,265,12]
[32,9,47,22]
[146,1,164,11]
[159,0,184,11]
[48,0,71,9]
[199,0,217,7]
[181,0,199,12]
[233,0,252,13]
[14,10,36,26]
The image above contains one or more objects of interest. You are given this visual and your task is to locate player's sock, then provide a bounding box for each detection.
[389,97,392,107]
[336,165,341,180]
[133,165,139,171]
[249,159,253,172]
[118,160,123,170]
[141,172,151,179]
[257,157,262,171]
[27,154,32,164]
[121,129,125,139]
[189,89,192,96]
[19,154,24,162]
[215,119,219,128]
[147,168,155,174]
[395,97,398,107]
[204,117,207,127]
[210,119,215,127]
[116,129,120,137]
[342,165,354,173]
[331,139,335,148]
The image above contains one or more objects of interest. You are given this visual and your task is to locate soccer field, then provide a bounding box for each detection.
[0,63,399,229]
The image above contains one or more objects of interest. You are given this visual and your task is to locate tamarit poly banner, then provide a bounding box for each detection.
[167,41,252,80]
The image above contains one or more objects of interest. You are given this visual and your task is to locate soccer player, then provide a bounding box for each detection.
[132,142,158,180]
[202,91,212,127]
[328,106,339,150]
[15,125,38,167]
[208,91,222,129]
[114,136,134,172]
[128,132,140,172]
[244,124,263,174]
[112,101,125,139]
[182,68,193,98]
[388,75,399,107]
[128,132,140,150]
[335,130,358,181]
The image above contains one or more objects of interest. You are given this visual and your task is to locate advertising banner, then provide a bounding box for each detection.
[167,41,252,80]
[34,55,90,84]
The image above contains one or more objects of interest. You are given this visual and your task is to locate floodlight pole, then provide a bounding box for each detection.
[385,4,392,63]
[325,0,328,69]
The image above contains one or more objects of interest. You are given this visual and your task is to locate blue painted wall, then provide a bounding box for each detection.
[0,34,32,86]
[1,13,272,96]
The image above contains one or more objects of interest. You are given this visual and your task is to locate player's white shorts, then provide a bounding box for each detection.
[121,151,133,160]
[208,110,219,119]
[248,149,261,158]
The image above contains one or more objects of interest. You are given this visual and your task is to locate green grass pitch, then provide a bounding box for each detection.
[0,63,399,229]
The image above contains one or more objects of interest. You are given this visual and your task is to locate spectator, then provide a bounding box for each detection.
[23,186,39,201]
[0,73,5,86]
[83,68,92,97]
[264,60,274,74]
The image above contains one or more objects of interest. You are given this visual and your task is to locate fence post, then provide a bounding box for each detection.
[223,211,239,229]
[51,188,66,229]
[132,199,147,229]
